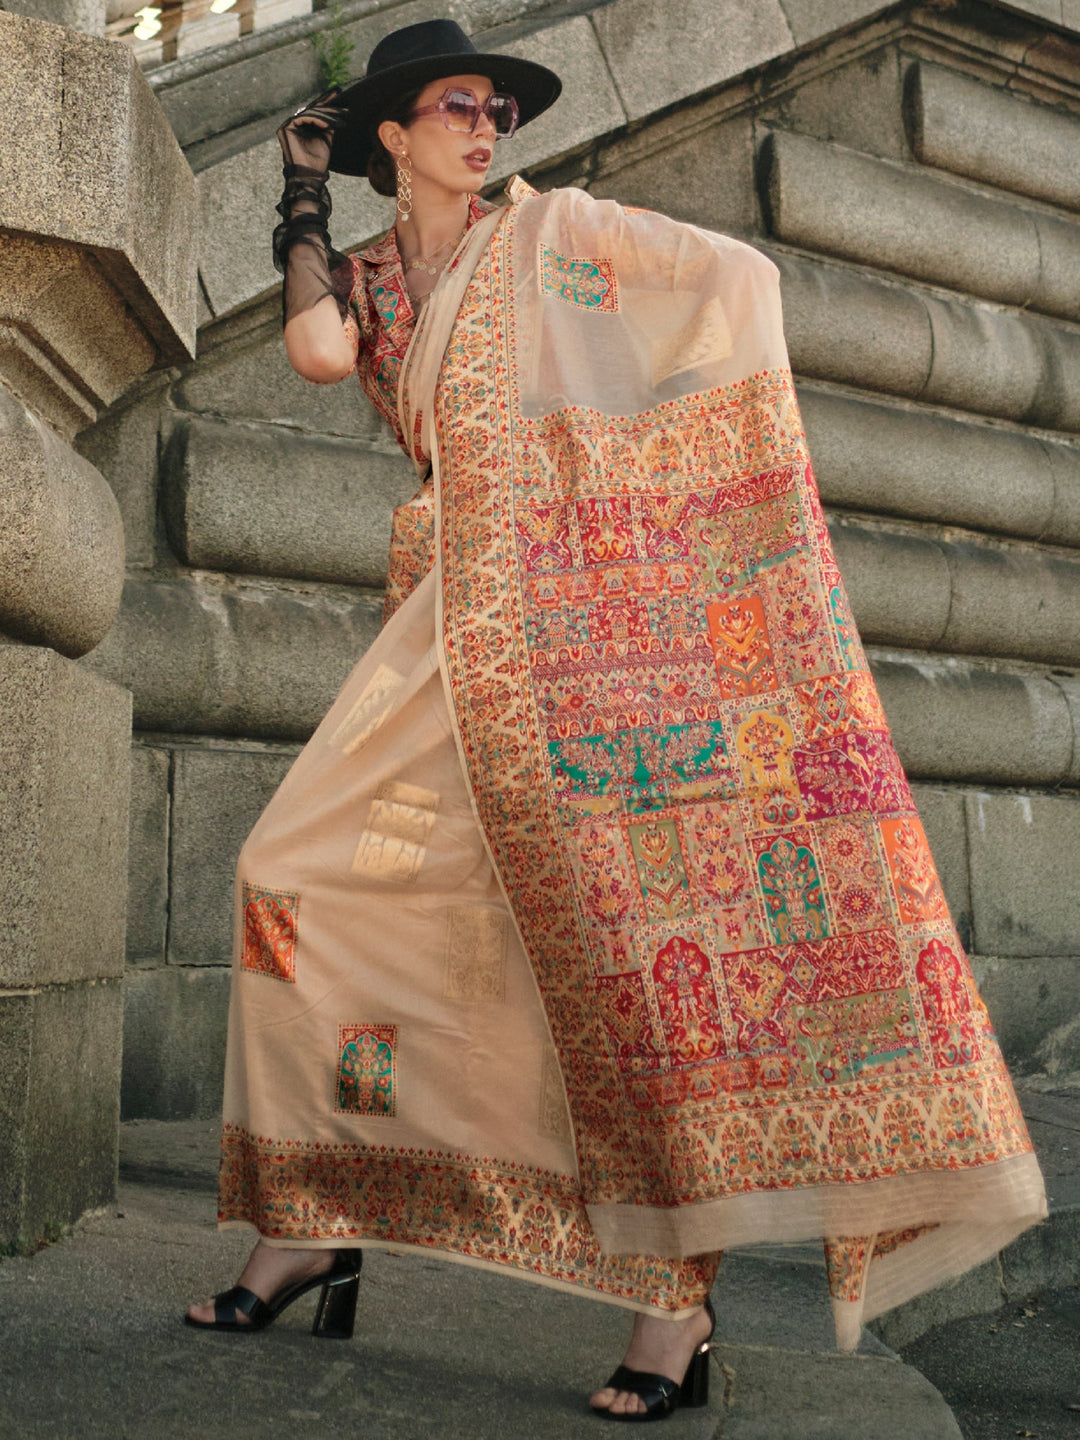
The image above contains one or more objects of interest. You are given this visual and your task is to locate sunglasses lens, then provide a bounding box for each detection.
[442,90,478,131]
[489,94,519,136]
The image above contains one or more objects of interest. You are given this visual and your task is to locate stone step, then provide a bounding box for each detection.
[909,62,1080,215]
[763,128,1080,323]
[801,385,1080,548]
[773,247,1080,435]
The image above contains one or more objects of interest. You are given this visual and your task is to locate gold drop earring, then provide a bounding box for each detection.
[396,154,413,223]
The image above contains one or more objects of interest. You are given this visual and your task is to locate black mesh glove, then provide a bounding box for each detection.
[273,93,353,326]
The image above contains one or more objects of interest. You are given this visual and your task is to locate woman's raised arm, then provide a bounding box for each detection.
[274,98,359,385]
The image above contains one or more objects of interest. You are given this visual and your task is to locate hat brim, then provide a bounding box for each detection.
[326,53,561,177]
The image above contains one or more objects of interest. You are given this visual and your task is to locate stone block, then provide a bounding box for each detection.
[0,232,158,440]
[756,41,906,159]
[922,293,1080,434]
[121,965,231,1120]
[940,537,1080,669]
[127,746,170,966]
[197,135,390,319]
[0,383,125,657]
[0,978,122,1252]
[869,652,1073,787]
[908,62,1080,213]
[800,385,1060,542]
[82,574,384,739]
[171,317,389,443]
[773,250,933,398]
[75,382,165,571]
[777,248,1080,433]
[590,0,793,124]
[168,745,297,967]
[0,647,131,989]
[487,15,626,186]
[162,413,416,586]
[972,956,1080,1078]
[764,128,1080,325]
[828,519,950,649]
[0,10,197,359]
[910,783,972,949]
[591,113,757,237]
[966,790,1080,957]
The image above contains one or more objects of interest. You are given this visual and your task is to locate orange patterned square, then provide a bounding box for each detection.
[241,883,299,983]
[880,817,950,925]
[705,593,778,698]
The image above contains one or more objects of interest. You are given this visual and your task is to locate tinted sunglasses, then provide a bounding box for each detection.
[410,87,520,138]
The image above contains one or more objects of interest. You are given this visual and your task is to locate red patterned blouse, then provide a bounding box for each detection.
[343,194,495,621]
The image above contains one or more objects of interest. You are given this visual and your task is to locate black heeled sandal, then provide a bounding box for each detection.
[592,1299,715,1423]
[184,1249,362,1339]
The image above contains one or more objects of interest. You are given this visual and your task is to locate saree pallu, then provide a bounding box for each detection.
[220,181,1046,1349]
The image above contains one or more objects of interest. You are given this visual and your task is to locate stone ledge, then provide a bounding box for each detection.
[763,128,1080,323]
[801,385,1080,546]
[162,413,416,585]
[0,978,122,1252]
[0,384,125,657]
[0,11,197,362]
[775,248,1080,432]
[868,648,1075,786]
[909,61,1080,213]
[973,955,1080,1076]
[81,573,383,739]
[832,516,1080,669]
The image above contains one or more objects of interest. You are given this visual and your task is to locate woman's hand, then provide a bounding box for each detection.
[276,91,347,174]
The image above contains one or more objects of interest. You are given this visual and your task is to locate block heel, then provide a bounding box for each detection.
[312,1261,361,1339]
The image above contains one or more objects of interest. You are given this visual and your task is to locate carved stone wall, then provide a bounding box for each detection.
[75,0,1080,1118]
[0,9,196,1246]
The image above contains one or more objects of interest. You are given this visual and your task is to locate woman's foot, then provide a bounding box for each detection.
[589,1305,714,1417]
[186,1241,336,1326]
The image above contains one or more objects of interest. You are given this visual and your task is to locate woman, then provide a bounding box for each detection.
[187,18,1046,1422]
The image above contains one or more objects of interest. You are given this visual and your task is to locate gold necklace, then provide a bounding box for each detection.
[403,222,468,276]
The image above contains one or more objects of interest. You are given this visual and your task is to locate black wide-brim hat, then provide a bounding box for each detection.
[327,19,562,176]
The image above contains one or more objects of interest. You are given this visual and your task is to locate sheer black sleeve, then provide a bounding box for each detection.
[272,164,354,325]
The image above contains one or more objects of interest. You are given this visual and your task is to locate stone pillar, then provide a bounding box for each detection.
[0,9,196,1251]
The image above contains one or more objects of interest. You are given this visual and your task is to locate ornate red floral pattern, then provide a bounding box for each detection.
[241,883,299,983]
[432,202,1033,1222]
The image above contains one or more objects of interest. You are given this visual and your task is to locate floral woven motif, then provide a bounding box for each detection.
[435,196,1033,1227]
[540,244,619,311]
[336,1023,397,1117]
[241,883,299,983]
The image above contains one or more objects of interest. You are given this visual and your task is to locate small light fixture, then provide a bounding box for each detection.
[132,5,162,37]
[209,0,237,11]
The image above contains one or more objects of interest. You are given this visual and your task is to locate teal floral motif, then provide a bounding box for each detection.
[830,585,860,671]
[758,835,828,945]
[336,1023,397,1116]
[540,244,619,312]
[373,284,400,328]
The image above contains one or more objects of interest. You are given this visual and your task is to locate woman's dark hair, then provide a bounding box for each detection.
[366,86,424,197]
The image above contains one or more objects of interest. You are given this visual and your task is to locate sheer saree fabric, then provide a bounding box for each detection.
[412,181,1045,1347]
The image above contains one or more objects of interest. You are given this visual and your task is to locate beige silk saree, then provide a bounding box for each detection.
[220,180,1045,1349]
